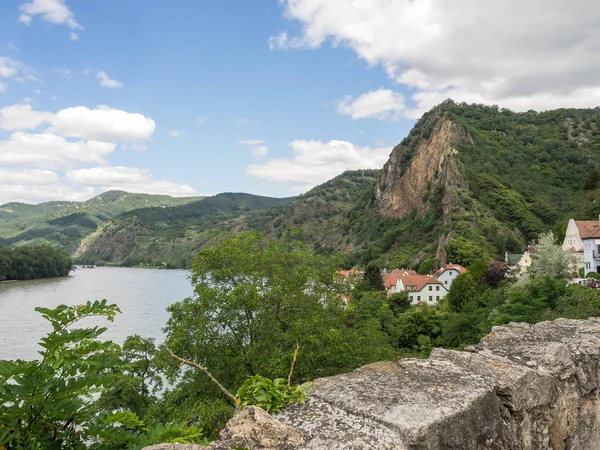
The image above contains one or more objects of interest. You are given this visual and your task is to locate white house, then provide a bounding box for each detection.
[395,274,448,306]
[563,218,600,275]
[582,223,600,276]
[434,264,467,289]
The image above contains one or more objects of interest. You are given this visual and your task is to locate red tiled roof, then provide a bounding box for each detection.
[383,274,401,289]
[399,274,444,291]
[390,269,418,276]
[576,221,600,239]
[434,264,467,276]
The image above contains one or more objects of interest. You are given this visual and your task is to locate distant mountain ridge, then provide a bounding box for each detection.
[3,101,600,270]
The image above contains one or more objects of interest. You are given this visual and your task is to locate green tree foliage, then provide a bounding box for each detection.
[360,263,385,291]
[236,376,308,413]
[0,245,72,281]
[0,300,124,449]
[584,168,600,191]
[98,335,167,418]
[445,273,478,312]
[530,231,576,279]
[164,231,394,415]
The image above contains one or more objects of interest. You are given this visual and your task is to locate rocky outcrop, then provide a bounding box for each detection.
[375,110,471,221]
[202,317,600,449]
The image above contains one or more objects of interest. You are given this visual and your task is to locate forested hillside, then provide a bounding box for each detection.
[74,193,292,267]
[0,191,203,252]
[340,101,600,270]
[4,102,600,271]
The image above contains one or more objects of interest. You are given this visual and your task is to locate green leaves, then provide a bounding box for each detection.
[236,375,309,413]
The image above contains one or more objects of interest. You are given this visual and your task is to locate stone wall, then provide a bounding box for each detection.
[152,317,600,449]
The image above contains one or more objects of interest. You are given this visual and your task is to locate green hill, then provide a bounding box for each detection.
[0,191,204,252]
[74,193,292,267]
[4,101,600,271]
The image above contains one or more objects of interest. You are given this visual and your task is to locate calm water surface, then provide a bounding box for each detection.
[0,267,193,360]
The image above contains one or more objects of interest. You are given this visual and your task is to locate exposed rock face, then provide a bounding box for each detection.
[208,406,305,450]
[375,112,471,221]
[203,317,600,449]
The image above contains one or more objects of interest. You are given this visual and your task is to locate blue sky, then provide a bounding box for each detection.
[1,0,599,203]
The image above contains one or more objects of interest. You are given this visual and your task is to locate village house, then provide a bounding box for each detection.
[382,269,417,295]
[505,250,533,276]
[562,218,600,275]
[433,263,467,289]
[397,274,448,305]
[384,271,448,305]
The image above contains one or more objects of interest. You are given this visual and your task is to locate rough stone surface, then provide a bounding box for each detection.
[201,317,600,449]
[208,405,305,450]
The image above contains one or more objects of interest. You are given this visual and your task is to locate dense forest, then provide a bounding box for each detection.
[0,245,73,281]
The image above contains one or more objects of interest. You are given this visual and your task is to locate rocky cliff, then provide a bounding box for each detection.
[195,317,600,449]
[375,107,471,222]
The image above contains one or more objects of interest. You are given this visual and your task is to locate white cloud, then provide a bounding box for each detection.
[97,71,123,89]
[168,129,184,138]
[8,43,18,51]
[51,106,155,141]
[196,114,209,125]
[238,139,268,160]
[0,57,34,86]
[121,142,148,152]
[0,103,155,141]
[0,184,94,204]
[274,0,600,116]
[237,139,264,146]
[69,32,79,41]
[0,132,115,168]
[338,89,408,121]
[0,167,59,185]
[247,139,391,191]
[19,0,81,29]
[251,146,269,160]
[0,104,52,130]
[67,166,197,197]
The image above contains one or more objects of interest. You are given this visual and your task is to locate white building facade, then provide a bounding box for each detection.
[396,275,448,306]
[434,264,467,289]
[583,237,600,275]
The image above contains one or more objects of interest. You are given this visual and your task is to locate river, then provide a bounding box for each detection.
[0,267,194,361]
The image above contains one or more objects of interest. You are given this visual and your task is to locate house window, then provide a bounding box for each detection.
[449,271,453,276]
[436,286,440,291]
[429,296,432,301]
[417,296,420,301]
[436,296,440,301]
[444,280,448,285]
[429,286,433,291]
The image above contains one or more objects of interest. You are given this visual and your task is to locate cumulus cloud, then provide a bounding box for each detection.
[0,103,155,141]
[67,166,197,197]
[0,167,59,185]
[0,104,52,130]
[0,132,115,168]
[97,71,123,89]
[273,0,600,116]
[69,32,79,41]
[0,184,94,204]
[247,140,391,191]
[19,0,81,29]
[251,146,269,159]
[338,89,408,120]
[238,139,268,160]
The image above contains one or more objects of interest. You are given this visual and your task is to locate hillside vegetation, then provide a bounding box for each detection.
[74,193,292,267]
[0,191,203,252]
[3,102,600,271]
[341,102,600,269]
